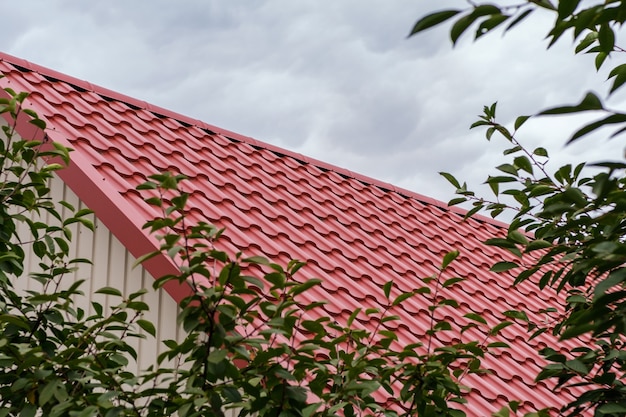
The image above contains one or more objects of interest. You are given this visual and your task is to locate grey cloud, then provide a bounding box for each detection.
[2,1,623,204]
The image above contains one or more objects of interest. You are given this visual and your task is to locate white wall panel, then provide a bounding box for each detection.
[14,174,181,376]
[2,114,242,415]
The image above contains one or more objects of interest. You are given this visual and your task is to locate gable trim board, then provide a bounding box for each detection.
[0,51,585,415]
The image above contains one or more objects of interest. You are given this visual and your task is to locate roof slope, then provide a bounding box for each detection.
[0,52,583,416]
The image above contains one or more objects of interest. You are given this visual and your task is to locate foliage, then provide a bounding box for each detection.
[134,173,509,417]
[0,86,510,415]
[0,85,156,416]
[442,103,626,416]
[412,1,626,415]
[411,1,626,144]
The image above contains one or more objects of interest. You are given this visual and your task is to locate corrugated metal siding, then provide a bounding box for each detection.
[12,175,243,416]
[1,119,241,415]
[14,173,183,375]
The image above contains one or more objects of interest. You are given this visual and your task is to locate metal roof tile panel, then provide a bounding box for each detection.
[0,52,591,416]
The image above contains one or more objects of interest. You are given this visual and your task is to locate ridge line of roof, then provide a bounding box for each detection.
[0,51,510,230]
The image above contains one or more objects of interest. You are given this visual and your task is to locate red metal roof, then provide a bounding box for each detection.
[0,52,584,416]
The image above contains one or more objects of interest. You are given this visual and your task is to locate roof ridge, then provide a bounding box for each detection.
[0,51,509,230]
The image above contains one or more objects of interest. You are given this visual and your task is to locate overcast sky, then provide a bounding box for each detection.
[3,1,624,204]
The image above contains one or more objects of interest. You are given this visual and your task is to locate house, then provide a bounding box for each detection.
[0,51,584,415]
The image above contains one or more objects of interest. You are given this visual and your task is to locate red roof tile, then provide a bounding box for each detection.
[0,52,587,416]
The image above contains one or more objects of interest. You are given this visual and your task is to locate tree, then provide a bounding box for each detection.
[411,1,626,416]
[0,85,509,415]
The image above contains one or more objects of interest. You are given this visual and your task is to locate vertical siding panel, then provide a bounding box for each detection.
[138,267,159,373]
[108,227,128,294]
[62,182,93,314]
[91,216,112,313]
[14,174,183,378]
[159,283,182,352]
[14,214,37,293]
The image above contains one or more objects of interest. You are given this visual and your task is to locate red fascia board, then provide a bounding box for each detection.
[0,85,192,304]
[47,130,192,303]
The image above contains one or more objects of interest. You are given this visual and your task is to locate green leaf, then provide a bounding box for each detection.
[95,286,123,297]
[561,322,596,339]
[302,403,323,417]
[243,255,270,265]
[475,14,509,39]
[567,113,626,144]
[20,405,37,417]
[451,14,477,45]
[441,250,459,269]
[392,291,415,306]
[526,240,553,251]
[136,181,157,190]
[564,359,588,375]
[289,278,322,296]
[434,320,452,331]
[440,172,461,188]
[597,404,626,414]
[409,10,461,36]
[539,92,603,115]
[383,281,393,299]
[529,327,547,340]
[33,240,46,258]
[528,184,554,198]
[439,298,458,308]
[608,63,626,94]
[0,315,32,331]
[490,261,518,273]
[137,319,156,337]
[575,31,598,54]
[598,23,615,54]
[487,341,510,348]
[207,349,228,364]
[39,380,59,405]
[489,321,513,336]
[346,308,361,327]
[127,301,149,311]
[492,406,510,417]
[415,286,431,295]
[473,5,501,16]
[546,18,570,48]
[557,0,580,19]
[448,197,467,206]
[505,9,533,33]
[503,146,522,155]
[596,51,608,70]
[464,312,488,325]
[514,156,533,174]
[594,269,626,299]
[514,115,530,130]
[496,164,518,176]
[465,203,484,218]
[503,310,529,322]
[443,277,465,288]
[508,230,528,245]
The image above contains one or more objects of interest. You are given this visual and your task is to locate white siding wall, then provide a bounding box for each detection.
[0,114,240,414]
[14,174,183,375]
[14,175,240,417]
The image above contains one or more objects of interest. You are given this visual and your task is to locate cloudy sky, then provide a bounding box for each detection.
[3,1,624,203]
